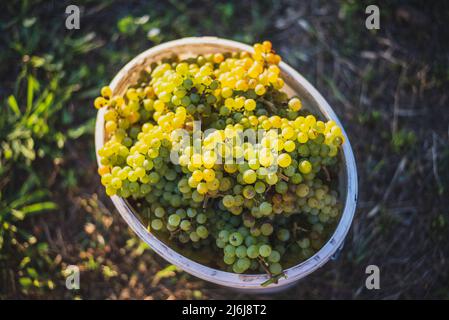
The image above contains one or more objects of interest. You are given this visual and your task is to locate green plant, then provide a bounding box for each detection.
[391,129,417,153]
[0,172,57,294]
[0,68,71,296]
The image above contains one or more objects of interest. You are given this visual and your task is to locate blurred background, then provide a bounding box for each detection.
[0,0,448,299]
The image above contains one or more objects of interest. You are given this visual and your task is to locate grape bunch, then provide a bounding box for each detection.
[94,41,345,280]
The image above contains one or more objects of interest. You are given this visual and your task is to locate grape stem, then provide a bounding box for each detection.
[259,97,278,113]
[203,195,210,209]
[169,228,181,240]
[293,222,298,239]
[323,166,331,182]
[264,185,272,197]
[292,222,308,239]
[257,256,273,278]
[184,122,194,131]
[215,193,228,197]
[278,172,289,181]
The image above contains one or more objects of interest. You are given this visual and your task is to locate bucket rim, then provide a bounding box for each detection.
[95,37,358,291]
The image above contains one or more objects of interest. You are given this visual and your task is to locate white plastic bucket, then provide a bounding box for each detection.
[95,37,358,293]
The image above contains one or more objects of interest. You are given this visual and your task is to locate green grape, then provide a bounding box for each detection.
[260,223,274,236]
[244,235,257,247]
[233,184,243,195]
[229,232,244,246]
[275,245,286,256]
[176,208,187,219]
[196,226,209,239]
[283,165,295,177]
[192,190,204,202]
[151,219,163,231]
[234,195,244,207]
[149,172,160,184]
[232,262,244,274]
[242,214,255,228]
[269,263,282,275]
[297,238,310,249]
[222,195,235,207]
[180,220,191,231]
[242,170,257,184]
[154,206,165,218]
[291,173,303,184]
[216,239,226,248]
[268,250,281,263]
[277,229,290,242]
[259,202,273,216]
[254,181,266,194]
[218,230,230,242]
[296,184,309,197]
[187,208,197,218]
[235,245,247,258]
[165,220,177,231]
[236,257,251,272]
[237,226,249,238]
[242,185,256,199]
[224,254,236,265]
[196,213,207,224]
[224,244,236,257]
[275,181,288,194]
[168,214,181,227]
[179,232,190,243]
[250,226,261,237]
[190,232,200,242]
[247,245,259,259]
[259,245,272,258]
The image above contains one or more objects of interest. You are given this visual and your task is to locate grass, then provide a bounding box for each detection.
[0,0,448,299]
